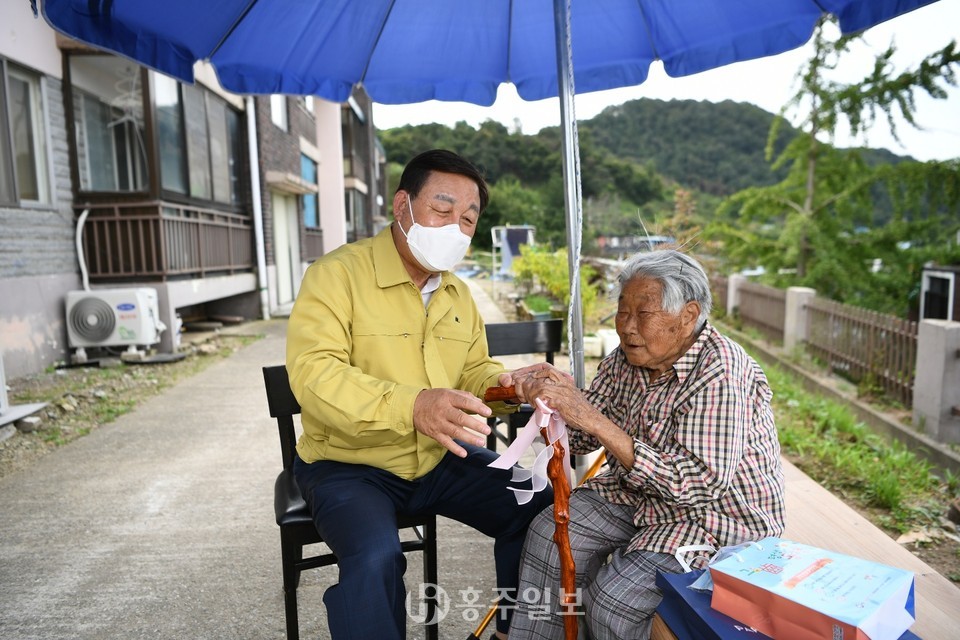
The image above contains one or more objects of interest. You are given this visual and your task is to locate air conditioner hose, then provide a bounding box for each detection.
[75,208,90,292]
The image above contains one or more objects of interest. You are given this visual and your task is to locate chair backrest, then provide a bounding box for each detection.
[262,365,301,471]
[485,318,563,365]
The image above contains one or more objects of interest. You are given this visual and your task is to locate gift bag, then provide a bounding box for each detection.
[709,537,916,640]
[656,570,771,640]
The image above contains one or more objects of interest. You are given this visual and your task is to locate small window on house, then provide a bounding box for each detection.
[154,73,187,194]
[304,96,314,113]
[344,192,353,232]
[0,60,50,204]
[0,63,17,205]
[301,154,318,228]
[151,71,244,205]
[182,84,211,199]
[207,92,230,203]
[69,56,147,193]
[225,107,243,204]
[345,188,365,236]
[270,94,287,131]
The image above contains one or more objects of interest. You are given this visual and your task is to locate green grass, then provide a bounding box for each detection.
[524,293,555,313]
[763,357,951,534]
[92,399,137,422]
[8,335,263,452]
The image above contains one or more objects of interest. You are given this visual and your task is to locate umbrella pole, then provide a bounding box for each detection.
[552,0,586,391]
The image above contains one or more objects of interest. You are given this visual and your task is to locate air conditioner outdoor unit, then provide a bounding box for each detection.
[66,288,165,349]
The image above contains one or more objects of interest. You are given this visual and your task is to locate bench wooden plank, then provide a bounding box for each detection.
[782,459,960,639]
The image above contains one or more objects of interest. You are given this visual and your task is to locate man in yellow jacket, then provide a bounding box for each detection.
[287,149,552,640]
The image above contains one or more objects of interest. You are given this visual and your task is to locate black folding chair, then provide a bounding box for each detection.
[483,318,564,449]
[261,365,439,640]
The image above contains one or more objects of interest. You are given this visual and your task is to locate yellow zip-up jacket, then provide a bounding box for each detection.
[286,227,508,480]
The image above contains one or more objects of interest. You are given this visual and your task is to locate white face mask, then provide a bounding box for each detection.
[400,196,472,273]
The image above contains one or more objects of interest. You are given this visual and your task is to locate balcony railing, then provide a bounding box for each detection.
[79,201,254,281]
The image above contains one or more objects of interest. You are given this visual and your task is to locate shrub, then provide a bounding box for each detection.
[513,244,599,321]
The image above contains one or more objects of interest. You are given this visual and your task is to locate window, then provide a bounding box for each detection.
[301,154,318,228]
[304,96,314,113]
[270,94,287,130]
[182,84,211,199]
[154,74,187,194]
[152,72,243,204]
[205,93,244,205]
[345,188,365,239]
[207,93,229,202]
[224,106,242,204]
[0,60,49,204]
[340,102,368,183]
[67,57,243,204]
[69,56,147,193]
[0,65,16,204]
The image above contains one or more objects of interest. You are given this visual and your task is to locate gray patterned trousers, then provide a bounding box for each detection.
[508,488,682,640]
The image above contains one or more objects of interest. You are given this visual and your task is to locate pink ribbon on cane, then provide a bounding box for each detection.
[487,398,573,504]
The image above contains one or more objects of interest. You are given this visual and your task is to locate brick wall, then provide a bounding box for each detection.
[255,96,316,267]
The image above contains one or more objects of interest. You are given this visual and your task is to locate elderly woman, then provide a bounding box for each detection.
[505,250,786,640]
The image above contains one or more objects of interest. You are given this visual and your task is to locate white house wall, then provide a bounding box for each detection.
[315,99,348,255]
[0,6,62,78]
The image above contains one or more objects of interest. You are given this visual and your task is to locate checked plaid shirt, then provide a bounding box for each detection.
[572,322,786,568]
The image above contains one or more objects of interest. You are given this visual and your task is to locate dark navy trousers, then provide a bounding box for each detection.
[293,442,554,639]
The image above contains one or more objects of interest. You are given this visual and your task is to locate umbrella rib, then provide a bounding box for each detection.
[811,1,830,14]
[506,0,515,83]
[633,0,661,62]
[359,0,399,87]
[207,0,261,59]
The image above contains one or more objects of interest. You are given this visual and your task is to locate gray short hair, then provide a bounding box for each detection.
[616,250,712,329]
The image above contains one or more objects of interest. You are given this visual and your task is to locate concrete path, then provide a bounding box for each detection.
[0,278,536,640]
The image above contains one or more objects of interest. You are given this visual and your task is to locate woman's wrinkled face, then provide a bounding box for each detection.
[614,276,698,374]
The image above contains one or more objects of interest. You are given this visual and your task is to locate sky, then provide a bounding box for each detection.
[373,1,960,162]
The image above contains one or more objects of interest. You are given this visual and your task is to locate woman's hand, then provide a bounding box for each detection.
[514,367,599,433]
[516,367,637,468]
[496,363,574,403]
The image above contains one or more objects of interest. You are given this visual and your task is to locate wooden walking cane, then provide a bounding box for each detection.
[543,422,578,640]
[469,386,606,640]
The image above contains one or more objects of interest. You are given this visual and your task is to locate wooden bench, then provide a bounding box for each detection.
[653,459,960,639]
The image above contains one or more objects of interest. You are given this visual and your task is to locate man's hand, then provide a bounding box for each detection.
[413,388,492,458]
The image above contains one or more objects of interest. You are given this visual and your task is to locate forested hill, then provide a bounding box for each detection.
[380,97,910,199]
[580,98,909,196]
[580,98,793,195]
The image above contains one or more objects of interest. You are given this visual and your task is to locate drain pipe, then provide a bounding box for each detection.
[246,96,270,320]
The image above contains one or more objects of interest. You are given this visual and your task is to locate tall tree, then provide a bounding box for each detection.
[709,19,960,315]
[478,177,547,251]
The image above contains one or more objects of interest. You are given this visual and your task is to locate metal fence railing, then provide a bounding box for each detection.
[728,278,918,408]
[805,297,917,407]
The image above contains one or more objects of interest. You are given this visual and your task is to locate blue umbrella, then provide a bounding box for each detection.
[38,0,943,386]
